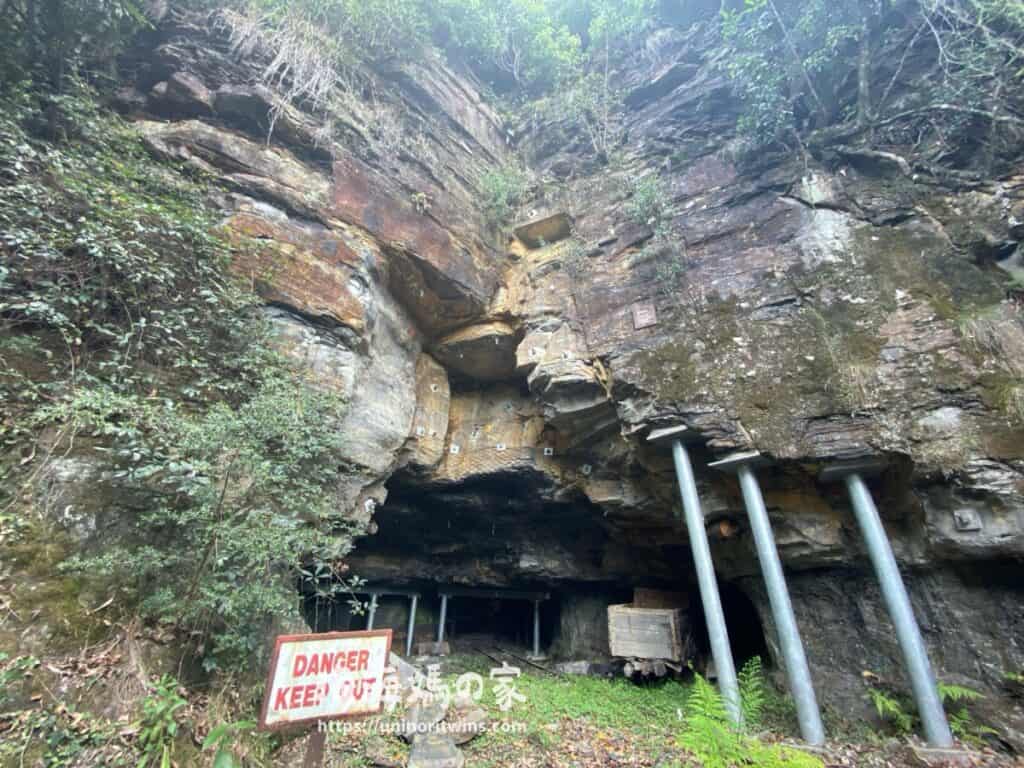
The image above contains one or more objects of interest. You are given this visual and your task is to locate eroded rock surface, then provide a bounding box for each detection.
[45,4,1024,734]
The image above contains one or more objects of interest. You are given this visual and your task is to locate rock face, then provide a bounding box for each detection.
[82,4,1024,735]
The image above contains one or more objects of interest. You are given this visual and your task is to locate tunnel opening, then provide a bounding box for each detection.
[442,592,560,655]
[300,468,705,664]
[300,584,563,657]
[688,581,770,671]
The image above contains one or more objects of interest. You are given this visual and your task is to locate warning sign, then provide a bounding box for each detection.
[259,630,392,730]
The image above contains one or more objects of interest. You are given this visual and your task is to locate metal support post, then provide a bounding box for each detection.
[649,426,741,726]
[437,594,448,644]
[710,451,825,745]
[406,594,418,657]
[532,600,541,658]
[842,471,953,748]
[366,593,378,631]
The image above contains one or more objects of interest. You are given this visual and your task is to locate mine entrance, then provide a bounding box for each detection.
[301,582,561,658]
[438,587,554,657]
[688,582,770,670]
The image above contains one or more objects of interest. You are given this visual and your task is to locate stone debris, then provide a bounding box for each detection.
[407,732,466,768]
[447,704,488,745]
[400,700,448,743]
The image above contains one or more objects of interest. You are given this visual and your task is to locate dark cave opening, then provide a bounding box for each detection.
[301,586,562,656]
[442,593,560,654]
[688,581,770,670]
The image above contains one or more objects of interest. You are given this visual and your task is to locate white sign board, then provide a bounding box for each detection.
[259,630,392,730]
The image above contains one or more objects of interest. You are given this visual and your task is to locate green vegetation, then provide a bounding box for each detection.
[0,85,362,673]
[480,163,530,225]
[0,0,148,97]
[624,173,689,296]
[435,655,815,767]
[679,661,822,768]
[201,718,257,768]
[626,174,669,224]
[136,676,187,768]
[866,674,998,746]
[719,0,1024,151]
[0,653,38,708]
[738,654,766,728]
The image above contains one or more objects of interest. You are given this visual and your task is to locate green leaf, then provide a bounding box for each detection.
[213,749,240,768]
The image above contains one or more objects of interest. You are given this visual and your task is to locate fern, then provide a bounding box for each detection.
[738,656,766,732]
[867,687,913,734]
[866,676,998,744]
[937,682,984,705]
[938,683,996,746]
[679,675,748,768]
[679,673,823,768]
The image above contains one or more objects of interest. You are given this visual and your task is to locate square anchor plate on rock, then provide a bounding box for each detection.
[631,300,658,330]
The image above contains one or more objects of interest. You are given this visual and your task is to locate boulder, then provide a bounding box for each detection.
[407,733,465,768]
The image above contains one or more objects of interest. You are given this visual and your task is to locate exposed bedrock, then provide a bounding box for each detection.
[57,6,1023,737]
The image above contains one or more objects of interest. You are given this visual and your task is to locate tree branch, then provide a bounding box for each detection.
[765,0,828,119]
[874,103,1024,128]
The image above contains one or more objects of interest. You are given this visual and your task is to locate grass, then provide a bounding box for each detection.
[324,654,808,767]
[441,654,691,761]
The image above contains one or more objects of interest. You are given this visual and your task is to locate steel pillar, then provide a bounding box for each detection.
[437,594,448,644]
[406,594,418,657]
[532,600,541,658]
[665,434,741,725]
[710,452,825,745]
[840,471,953,747]
[366,593,378,631]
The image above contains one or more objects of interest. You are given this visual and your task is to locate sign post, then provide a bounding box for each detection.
[259,630,393,766]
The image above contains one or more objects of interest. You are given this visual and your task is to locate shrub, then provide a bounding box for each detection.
[136,676,187,768]
[0,84,363,673]
[626,174,668,224]
[480,164,529,226]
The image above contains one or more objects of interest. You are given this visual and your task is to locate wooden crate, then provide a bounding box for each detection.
[607,603,684,662]
[633,588,689,610]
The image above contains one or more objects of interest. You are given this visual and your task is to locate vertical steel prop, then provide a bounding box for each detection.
[822,462,953,748]
[366,593,378,631]
[648,426,741,725]
[532,600,541,658]
[437,594,449,644]
[709,451,825,745]
[406,594,418,657]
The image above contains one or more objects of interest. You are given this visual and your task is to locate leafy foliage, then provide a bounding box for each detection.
[0,653,38,708]
[0,0,149,95]
[0,85,361,672]
[136,676,187,768]
[626,174,668,224]
[867,686,914,733]
[679,670,822,768]
[938,682,998,745]
[718,0,1024,154]
[480,163,530,225]
[866,673,998,745]
[0,704,118,767]
[434,0,583,92]
[719,0,865,145]
[202,718,256,768]
[738,656,766,731]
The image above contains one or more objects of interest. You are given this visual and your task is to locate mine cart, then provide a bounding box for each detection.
[607,588,694,678]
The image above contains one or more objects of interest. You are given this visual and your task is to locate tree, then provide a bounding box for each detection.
[1,0,148,93]
[719,0,1024,157]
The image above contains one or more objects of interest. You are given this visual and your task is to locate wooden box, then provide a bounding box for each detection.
[607,603,684,662]
[633,588,689,610]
